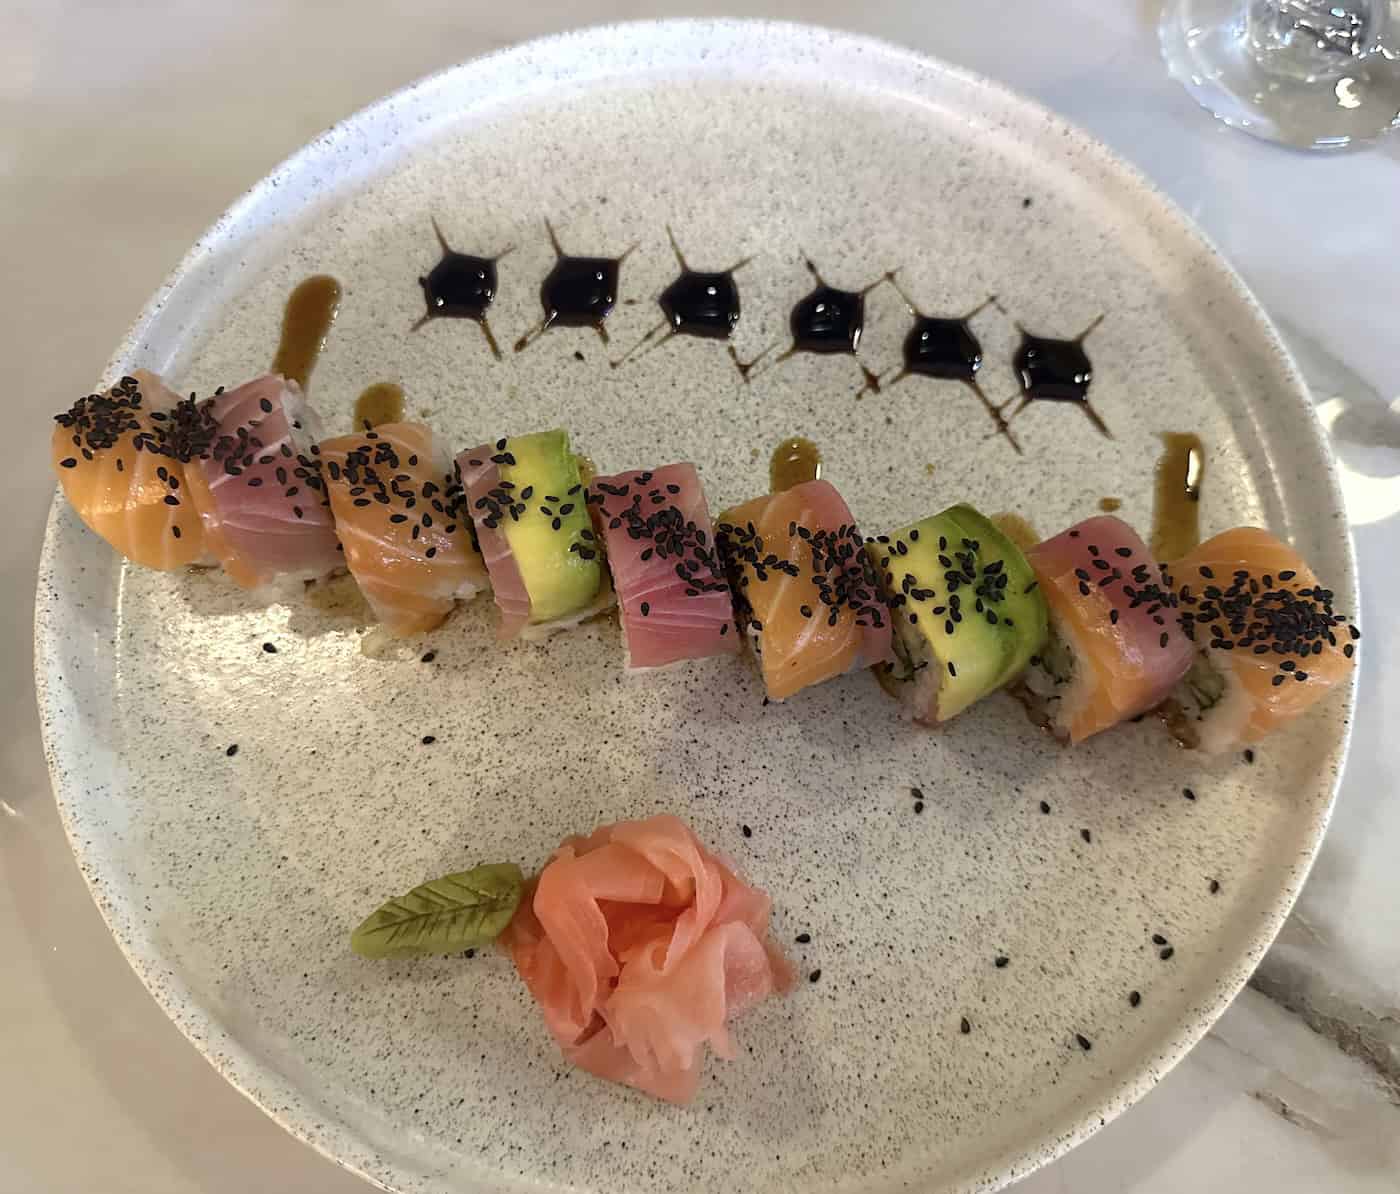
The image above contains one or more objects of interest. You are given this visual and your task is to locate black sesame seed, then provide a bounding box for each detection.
[1152,933,1167,945]
[914,801,924,814]
[1081,828,1092,844]
[1128,990,1141,1007]
[1040,800,1050,814]
[960,1017,971,1035]
[1243,749,1255,764]
[1076,1034,1092,1051]
[262,642,278,654]
[1159,946,1175,960]
[795,932,811,944]
[640,601,650,617]
[1182,787,1196,801]
[225,744,238,757]
[808,969,822,983]
[741,824,752,838]
[420,651,436,663]
[59,457,77,469]
[1209,878,1221,894]
[421,735,436,745]
[994,955,1009,969]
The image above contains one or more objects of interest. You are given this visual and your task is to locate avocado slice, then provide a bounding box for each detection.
[866,504,1048,723]
[497,429,600,623]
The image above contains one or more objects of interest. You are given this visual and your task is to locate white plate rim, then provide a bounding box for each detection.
[33,18,1359,1194]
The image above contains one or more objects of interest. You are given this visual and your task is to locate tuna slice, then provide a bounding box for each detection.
[184,374,342,589]
[500,814,792,1104]
[589,463,739,669]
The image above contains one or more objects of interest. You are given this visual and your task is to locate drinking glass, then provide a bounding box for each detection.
[1160,0,1400,148]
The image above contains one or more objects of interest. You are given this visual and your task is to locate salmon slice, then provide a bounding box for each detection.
[500,814,791,1104]
[319,423,486,635]
[51,372,211,570]
[183,374,342,589]
[716,480,892,701]
[1165,527,1357,752]
[1026,516,1194,743]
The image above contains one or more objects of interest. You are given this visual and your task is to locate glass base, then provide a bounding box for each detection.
[1160,0,1400,150]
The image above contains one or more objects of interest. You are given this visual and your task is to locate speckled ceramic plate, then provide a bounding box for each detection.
[35,19,1356,1194]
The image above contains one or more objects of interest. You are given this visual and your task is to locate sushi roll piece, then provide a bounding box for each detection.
[715,480,892,701]
[588,464,739,669]
[456,429,612,640]
[319,423,488,635]
[51,371,214,570]
[182,374,342,590]
[1164,527,1357,752]
[865,504,1048,725]
[1023,515,1195,743]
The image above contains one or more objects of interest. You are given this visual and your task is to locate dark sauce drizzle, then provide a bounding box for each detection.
[272,275,341,390]
[612,227,751,373]
[761,258,887,398]
[414,217,510,359]
[1010,314,1109,437]
[514,220,634,353]
[882,273,1017,452]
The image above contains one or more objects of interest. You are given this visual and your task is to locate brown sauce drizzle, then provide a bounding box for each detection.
[353,383,405,430]
[990,512,1041,552]
[769,437,821,493]
[1151,433,1205,561]
[273,275,341,389]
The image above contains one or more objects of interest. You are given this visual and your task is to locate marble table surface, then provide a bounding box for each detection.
[2,1,1396,1190]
